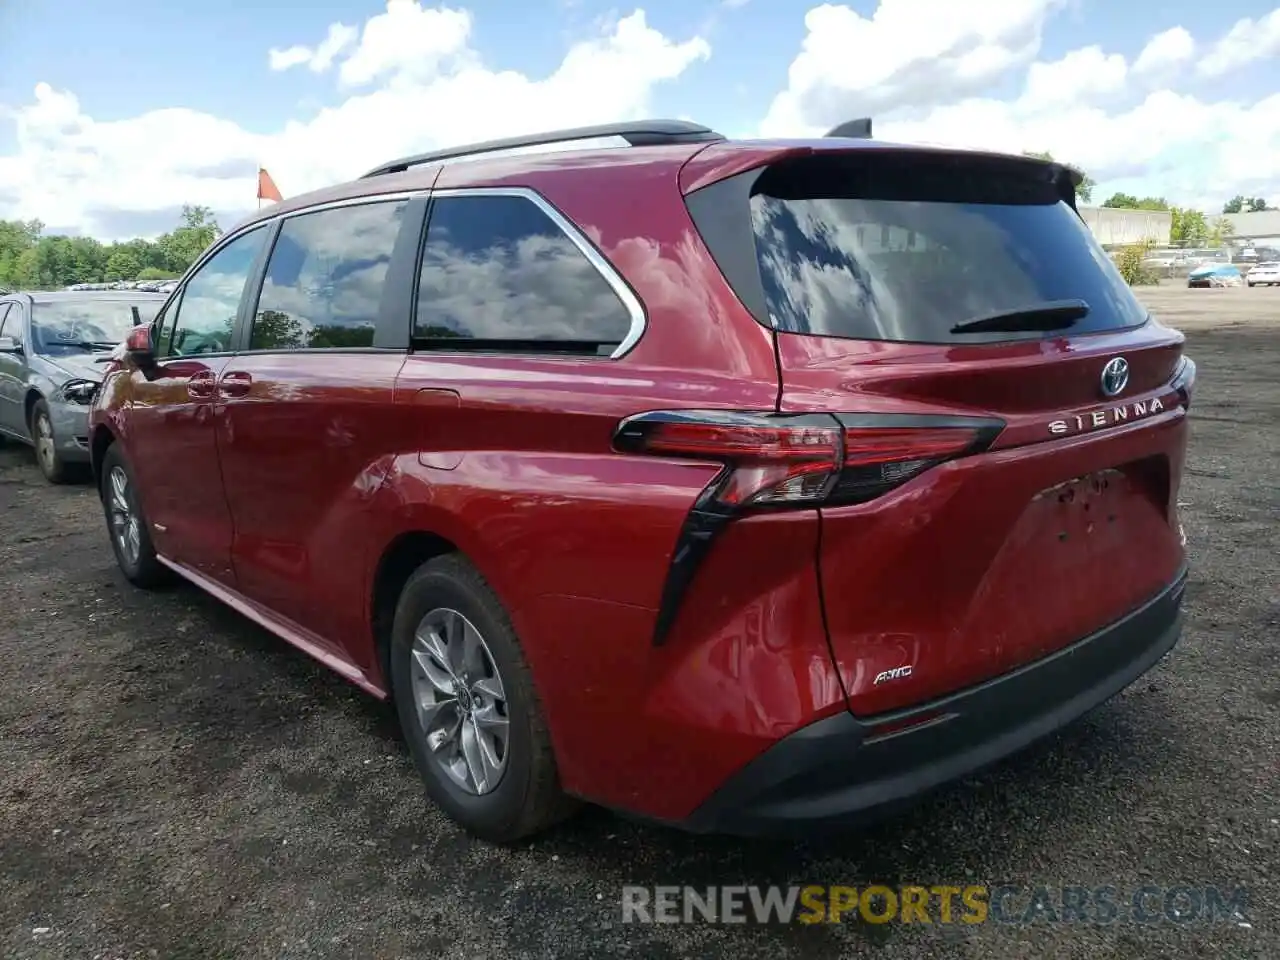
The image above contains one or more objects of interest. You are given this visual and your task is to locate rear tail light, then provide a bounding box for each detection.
[614,412,842,507]
[615,411,1002,509]
[614,410,1004,642]
[1171,355,1196,409]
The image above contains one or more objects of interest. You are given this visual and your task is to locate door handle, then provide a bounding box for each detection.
[187,370,216,400]
[218,371,253,399]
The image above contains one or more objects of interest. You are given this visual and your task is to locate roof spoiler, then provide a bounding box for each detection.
[824,117,873,139]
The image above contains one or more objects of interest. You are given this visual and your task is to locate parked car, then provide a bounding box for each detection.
[1246,261,1280,286]
[1188,262,1244,287]
[89,118,1195,842]
[0,290,166,482]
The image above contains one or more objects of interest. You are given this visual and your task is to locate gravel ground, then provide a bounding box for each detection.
[1,285,1276,959]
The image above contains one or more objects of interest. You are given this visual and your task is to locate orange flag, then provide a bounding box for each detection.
[257,167,283,203]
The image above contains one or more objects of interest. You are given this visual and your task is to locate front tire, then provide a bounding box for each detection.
[389,555,576,843]
[31,400,68,484]
[99,443,170,588]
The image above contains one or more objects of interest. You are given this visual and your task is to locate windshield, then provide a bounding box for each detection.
[31,300,161,355]
[747,153,1150,344]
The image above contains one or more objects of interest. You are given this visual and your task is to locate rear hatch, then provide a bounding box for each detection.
[683,143,1191,715]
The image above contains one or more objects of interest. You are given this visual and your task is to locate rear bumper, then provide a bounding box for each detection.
[679,565,1188,837]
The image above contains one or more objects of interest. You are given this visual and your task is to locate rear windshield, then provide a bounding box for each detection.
[747,153,1149,344]
[32,299,161,355]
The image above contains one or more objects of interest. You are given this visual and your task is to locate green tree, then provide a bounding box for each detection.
[156,204,221,274]
[136,267,179,281]
[1023,150,1095,203]
[1223,195,1245,214]
[104,247,144,282]
[0,206,223,289]
[1104,192,1139,209]
[10,248,41,289]
[309,323,375,348]
[1208,216,1234,248]
[250,309,305,350]
[1170,207,1210,245]
[64,237,107,283]
[1247,197,1269,212]
[1102,193,1169,211]
[1114,239,1158,286]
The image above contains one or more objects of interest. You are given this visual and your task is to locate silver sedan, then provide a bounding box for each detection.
[0,290,166,483]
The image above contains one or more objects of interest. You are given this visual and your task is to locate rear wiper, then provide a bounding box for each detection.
[949,299,1090,335]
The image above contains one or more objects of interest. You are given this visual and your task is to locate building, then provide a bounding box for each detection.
[1221,209,1280,247]
[1078,206,1172,247]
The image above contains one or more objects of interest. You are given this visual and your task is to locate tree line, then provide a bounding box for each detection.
[0,174,1264,293]
[0,205,222,291]
[1021,150,1266,246]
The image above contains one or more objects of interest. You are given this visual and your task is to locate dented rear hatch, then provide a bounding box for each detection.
[684,144,1191,715]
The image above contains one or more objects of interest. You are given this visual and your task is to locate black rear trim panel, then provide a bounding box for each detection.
[677,566,1188,836]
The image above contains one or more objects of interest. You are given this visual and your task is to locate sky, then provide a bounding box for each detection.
[0,0,1278,240]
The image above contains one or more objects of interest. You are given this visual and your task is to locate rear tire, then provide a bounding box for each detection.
[389,554,577,843]
[99,443,170,589]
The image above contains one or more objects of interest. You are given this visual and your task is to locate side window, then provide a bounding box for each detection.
[413,194,634,352]
[165,227,268,357]
[153,294,180,355]
[249,200,407,351]
[1,304,24,348]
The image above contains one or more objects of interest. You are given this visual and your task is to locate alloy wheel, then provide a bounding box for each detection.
[409,607,510,795]
[34,413,56,475]
[107,465,141,567]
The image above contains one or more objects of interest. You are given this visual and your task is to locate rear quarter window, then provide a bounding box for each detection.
[413,192,635,355]
[745,153,1149,344]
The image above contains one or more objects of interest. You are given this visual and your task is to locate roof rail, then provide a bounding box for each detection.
[360,119,725,179]
[824,117,873,139]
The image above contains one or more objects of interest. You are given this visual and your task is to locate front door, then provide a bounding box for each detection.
[123,226,270,584]
[215,199,413,651]
[0,303,28,436]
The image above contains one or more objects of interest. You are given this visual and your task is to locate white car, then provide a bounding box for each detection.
[1247,262,1280,286]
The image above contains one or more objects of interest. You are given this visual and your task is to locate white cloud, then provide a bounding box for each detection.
[760,0,1067,137]
[1198,7,1280,78]
[1131,27,1194,77]
[3,0,1280,240]
[876,92,1280,207]
[269,22,359,73]
[761,1,1280,211]
[0,3,709,239]
[268,46,313,72]
[1019,44,1127,110]
[337,1,473,88]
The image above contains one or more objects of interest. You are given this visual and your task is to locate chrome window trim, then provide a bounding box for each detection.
[174,185,645,360]
[171,190,427,295]
[428,186,647,359]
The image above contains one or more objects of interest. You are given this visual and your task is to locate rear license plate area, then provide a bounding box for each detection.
[1042,468,1130,549]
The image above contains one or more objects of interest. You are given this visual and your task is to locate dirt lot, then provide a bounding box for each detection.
[1,285,1276,959]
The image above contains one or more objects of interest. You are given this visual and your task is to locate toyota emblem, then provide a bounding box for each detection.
[1100,357,1129,397]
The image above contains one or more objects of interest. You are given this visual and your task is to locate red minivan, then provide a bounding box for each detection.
[89,119,1194,842]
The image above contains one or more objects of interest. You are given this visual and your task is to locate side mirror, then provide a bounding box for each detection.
[125,323,157,369]
[0,336,19,353]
